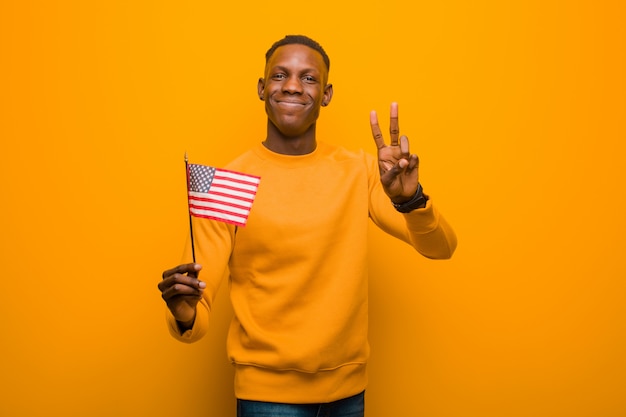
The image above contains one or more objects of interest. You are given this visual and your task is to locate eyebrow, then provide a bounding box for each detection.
[270,65,321,75]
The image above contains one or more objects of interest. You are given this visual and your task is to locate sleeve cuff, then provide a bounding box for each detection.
[165,300,210,344]
[401,199,441,233]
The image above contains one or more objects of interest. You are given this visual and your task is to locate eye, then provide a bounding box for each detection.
[302,75,317,84]
[271,73,286,80]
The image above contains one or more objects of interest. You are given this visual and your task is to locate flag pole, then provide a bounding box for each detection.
[184,152,196,263]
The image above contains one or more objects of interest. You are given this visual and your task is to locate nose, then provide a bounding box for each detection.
[282,75,303,94]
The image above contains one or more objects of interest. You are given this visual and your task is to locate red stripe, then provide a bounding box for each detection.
[214,174,260,187]
[189,200,251,212]
[189,192,255,205]
[210,181,259,195]
[190,205,248,217]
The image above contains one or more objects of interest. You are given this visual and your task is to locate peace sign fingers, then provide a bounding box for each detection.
[370,102,400,148]
[389,102,399,146]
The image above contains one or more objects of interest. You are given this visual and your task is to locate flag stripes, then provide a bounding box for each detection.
[187,164,260,227]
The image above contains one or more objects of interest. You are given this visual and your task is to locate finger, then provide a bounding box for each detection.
[381,159,405,185]
[401,135,419,171]
[162,263,202,280]
[158,272,206,292]
[399,135,410,157]
[370,110,385,149]
[404,154,419,174]
[407,153,420,171]
[389,102,399,146]
[161,283,203,302]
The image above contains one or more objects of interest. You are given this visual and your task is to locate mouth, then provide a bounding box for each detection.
[275,100,307,107]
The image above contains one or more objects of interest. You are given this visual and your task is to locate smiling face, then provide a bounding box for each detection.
[258,43,333,141]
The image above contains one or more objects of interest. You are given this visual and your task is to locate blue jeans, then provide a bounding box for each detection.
[237,391,365,417]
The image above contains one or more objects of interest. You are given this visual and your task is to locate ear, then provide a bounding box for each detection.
[257,77,265,100]
[321,83,333,107]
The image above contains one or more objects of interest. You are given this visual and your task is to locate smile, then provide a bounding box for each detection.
[276,101,306,106]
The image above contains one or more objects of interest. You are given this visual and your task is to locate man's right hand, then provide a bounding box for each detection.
[158,263,205,329]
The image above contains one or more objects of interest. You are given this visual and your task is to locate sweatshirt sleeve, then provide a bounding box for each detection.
[366,153,457,259]
[165,216,235,343]
[166,295,211,343]
[400,200,457,259]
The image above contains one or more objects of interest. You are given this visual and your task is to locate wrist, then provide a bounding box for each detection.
[176,315,196,332]
[392,183,429,213]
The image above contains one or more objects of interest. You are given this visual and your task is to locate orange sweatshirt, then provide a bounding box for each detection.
[166,141,457,403]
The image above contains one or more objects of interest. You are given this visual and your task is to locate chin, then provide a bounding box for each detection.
[277,127,309,138]
[271,118,313,137]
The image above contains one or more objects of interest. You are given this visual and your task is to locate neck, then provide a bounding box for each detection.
[263,122,317,155]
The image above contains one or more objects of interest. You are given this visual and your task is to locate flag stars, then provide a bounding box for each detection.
[189,165,216,193]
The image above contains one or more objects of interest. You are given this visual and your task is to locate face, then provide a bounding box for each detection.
[258,44,333,138]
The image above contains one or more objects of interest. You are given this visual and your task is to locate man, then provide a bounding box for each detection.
[158,35,457,417]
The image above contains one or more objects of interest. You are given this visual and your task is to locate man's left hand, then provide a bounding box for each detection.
[370,102,420,203]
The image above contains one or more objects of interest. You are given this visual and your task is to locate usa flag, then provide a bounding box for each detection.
[187,164,260,227]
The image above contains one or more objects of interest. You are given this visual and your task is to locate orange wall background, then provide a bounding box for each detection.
[1,1,625,416]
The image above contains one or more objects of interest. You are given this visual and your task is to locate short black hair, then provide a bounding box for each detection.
[265,35,330,72]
